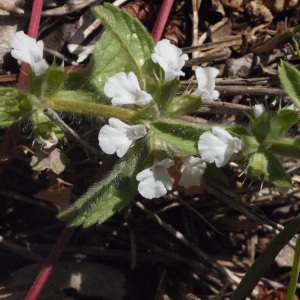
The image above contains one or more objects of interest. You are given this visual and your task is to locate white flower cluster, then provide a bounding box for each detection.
[99,39,242,199]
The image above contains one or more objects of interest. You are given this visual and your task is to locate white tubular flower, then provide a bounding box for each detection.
[136,158,174,199]
[193,67,219,101]
[198,126,242,167]
[151,39,188,82]
[98,118,147,158]
[253,104,266,118]
[10,31,48,76]
[104,72,152,106]
[179,156,207,189]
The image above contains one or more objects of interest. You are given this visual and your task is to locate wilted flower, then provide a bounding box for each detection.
[198,126,242,167]
[151,39,188,82]
[98,118,147,158]
[35,132,58,149]
[193,67,219,101]
[136,158,174,199]
[104,72,152,106]
[253,103,266,118]
[179,156,207,188]
[10,31,48,76]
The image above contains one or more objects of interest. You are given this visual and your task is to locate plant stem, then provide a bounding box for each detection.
[45,99,138,120]
[151,0,174,43]
[25,227,76,300]
[17,0,44,90]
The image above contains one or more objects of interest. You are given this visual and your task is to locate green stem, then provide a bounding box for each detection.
[45,99,138,121]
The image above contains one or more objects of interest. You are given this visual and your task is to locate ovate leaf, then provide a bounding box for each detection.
[251,112,270,142]
[267,138,300,159]
[150,119,209,156]
[66,3,155,95]
[165,92,202,118]
[266,152,292,189]
[266,108,299,139]
[58,140,151,227]
[278,61,300,108]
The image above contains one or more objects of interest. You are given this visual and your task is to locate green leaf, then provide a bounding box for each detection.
[58,140,151,227]
[286,237,300,300]
[266,152,292,189]
[153,79,180,111]
[240,135,260,156]
[0,88,31,126]
[251,112,270,142]
[65,3,155,95]
[278,61,300,108]
[247,152,268,180]
[230,213,300,300]
[27,64,69,98]
[165,92,202,118]
[150,119,209,157]
[266,108,299,139]
[266,138,300,159]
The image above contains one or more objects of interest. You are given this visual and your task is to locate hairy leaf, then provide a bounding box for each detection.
[278,61,300,108]
[150,119,209,156]
[65,3,155,95]
[58,140,151,227]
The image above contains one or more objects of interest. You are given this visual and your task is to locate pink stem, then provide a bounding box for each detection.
[25,227,76,300]
[17,0,44,90]
[151,0,174,43]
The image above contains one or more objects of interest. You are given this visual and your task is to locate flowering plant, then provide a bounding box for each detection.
[2,4,300,228]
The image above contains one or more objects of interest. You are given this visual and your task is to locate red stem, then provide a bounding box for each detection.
[17,0,44,90]
[25,227,76,300]
[151,0,174,43]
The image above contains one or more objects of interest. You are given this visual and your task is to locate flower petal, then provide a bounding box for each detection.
[104,72,152,106]
[253,104,266,118]
[179,156,207,188]
[98,118,147,158]
[136,158,174,199]
[193,67,219,101]
[151,39,188,82]
[10,31,48,75]
[198,126,242,167]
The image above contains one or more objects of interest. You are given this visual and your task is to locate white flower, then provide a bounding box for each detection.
[193,67,219,101]
[98,118,147,158]
[35,132,58,149]
[10,31,48,76]
[136,158,174,199]
[179,156,207,189]
[198,126,242,167]
[104,72,152,106]
[151,39,188,82]
[253,104,266,118]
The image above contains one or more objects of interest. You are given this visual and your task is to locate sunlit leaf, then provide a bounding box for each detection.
[65,3,155,96]
[150,119,209,156]
[165,92,202,118]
